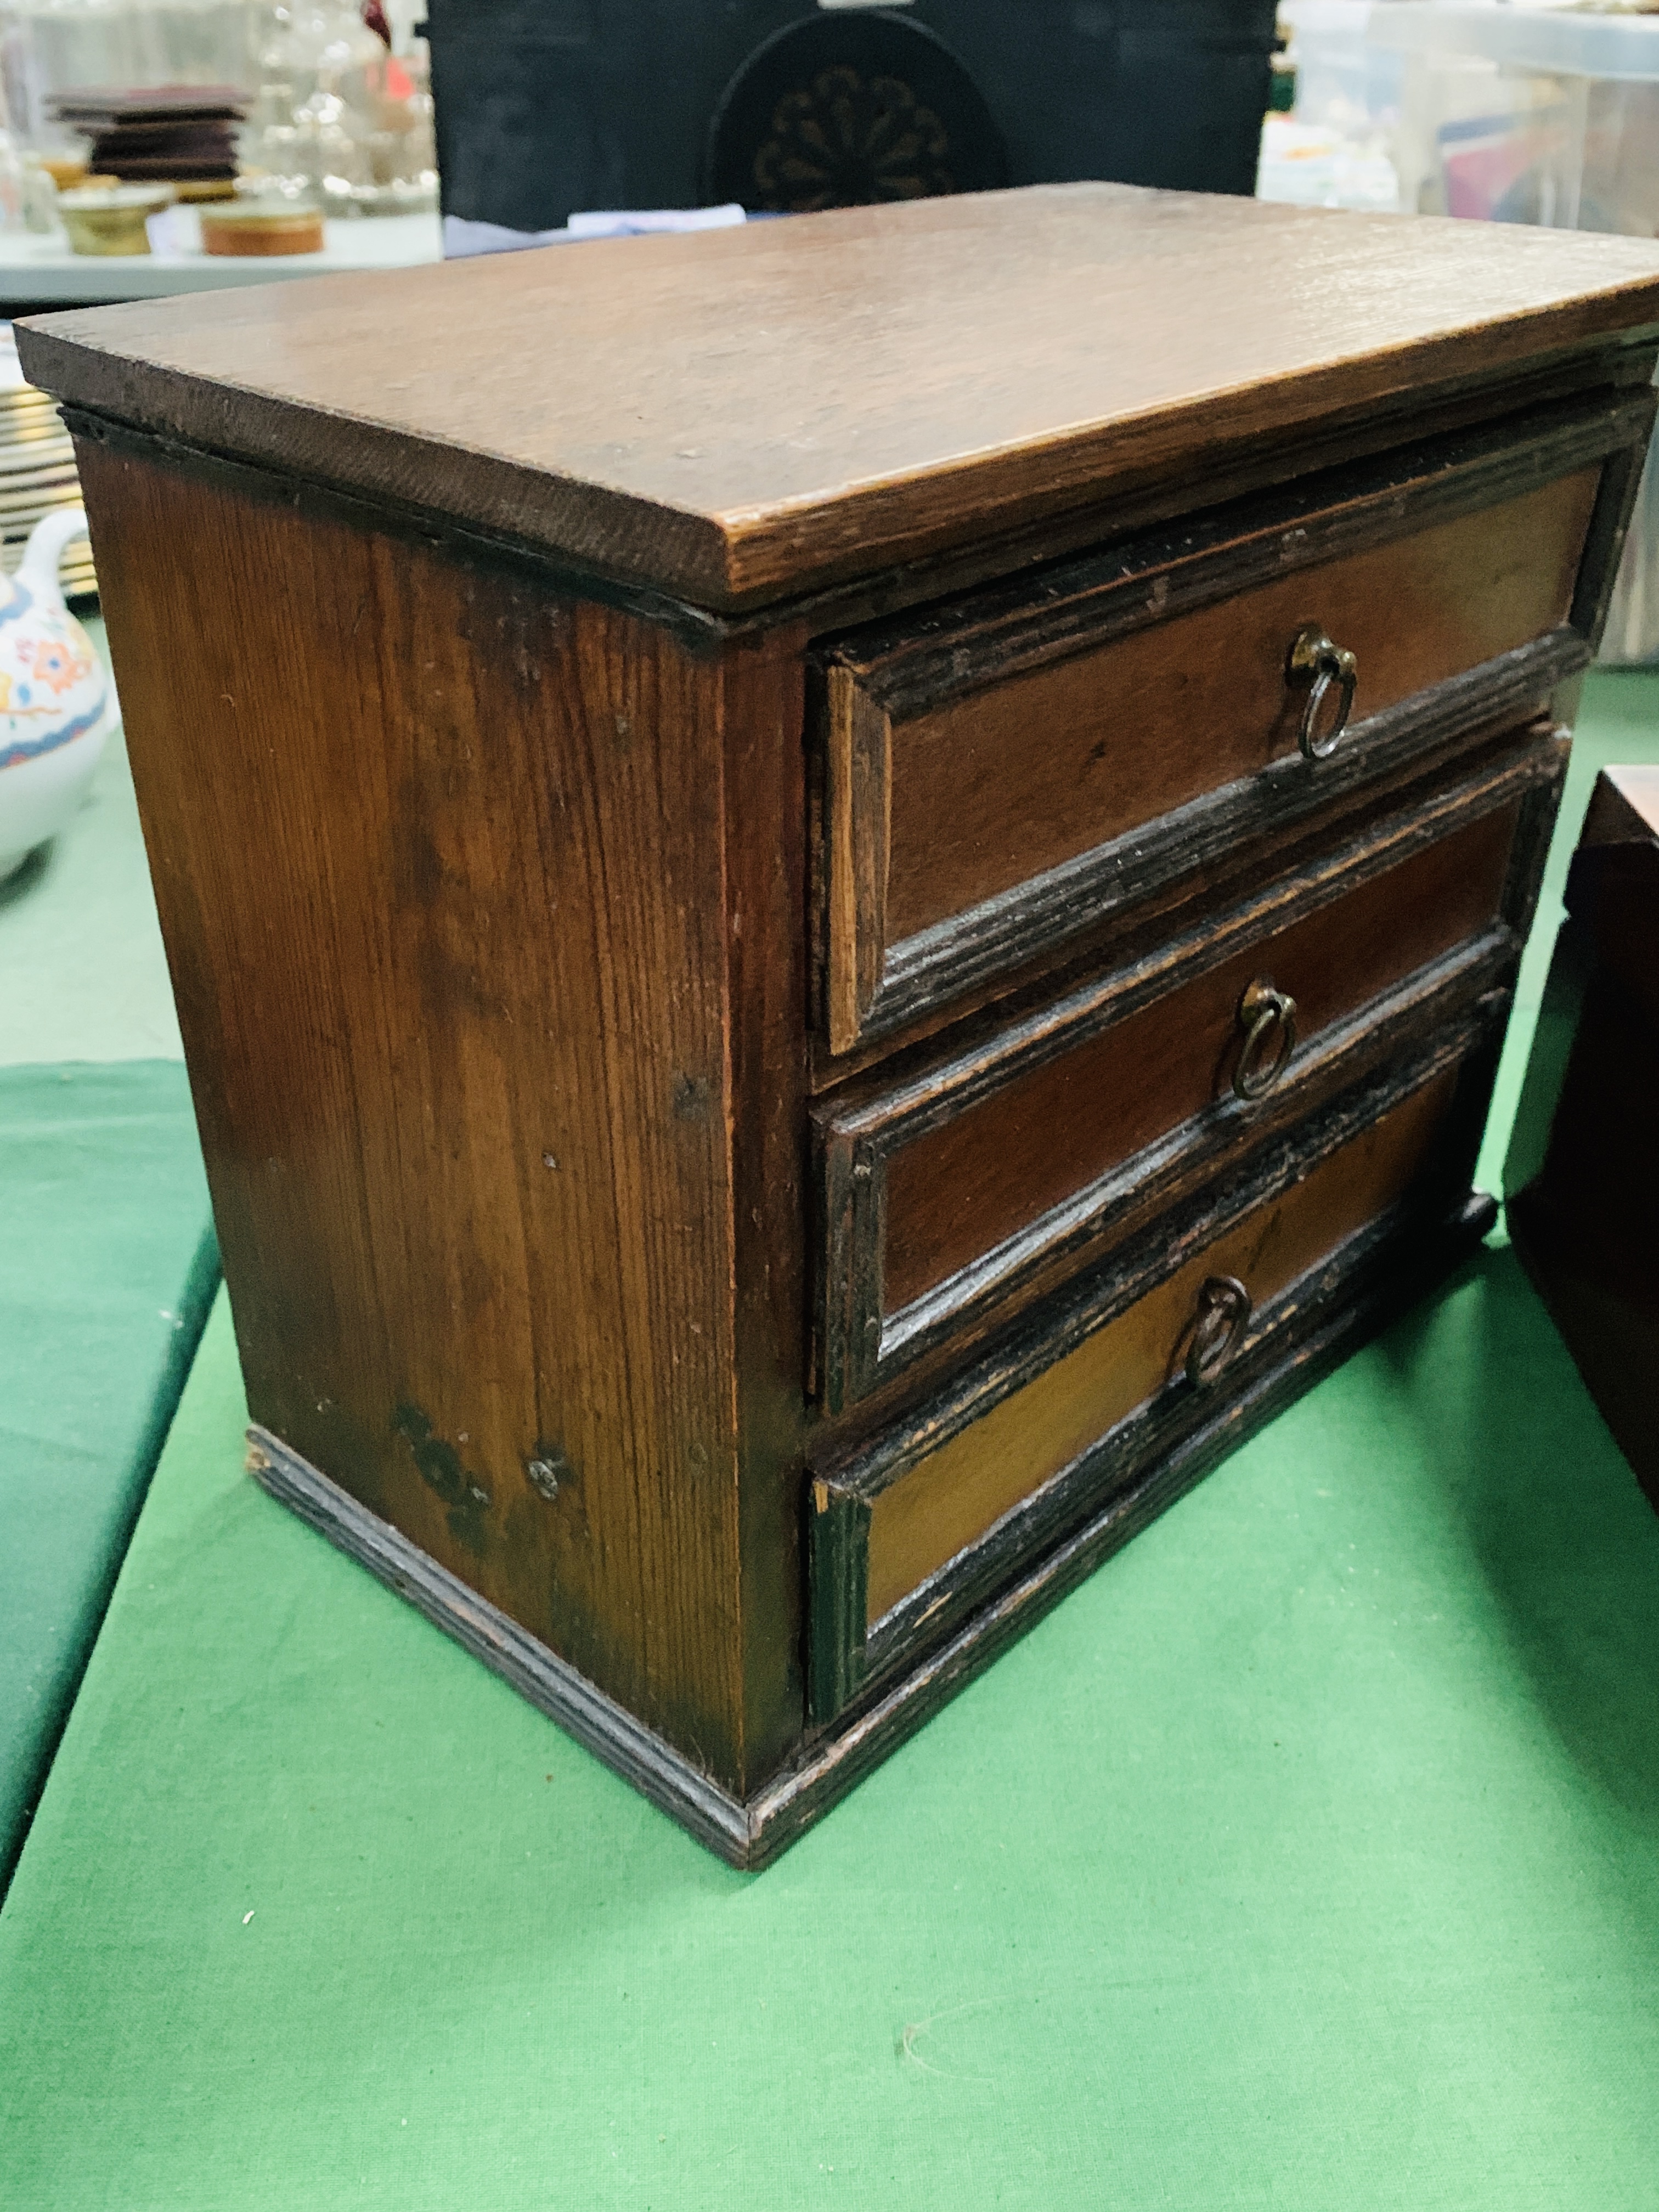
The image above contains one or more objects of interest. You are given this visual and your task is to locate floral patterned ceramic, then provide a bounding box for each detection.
[0,507,114,883]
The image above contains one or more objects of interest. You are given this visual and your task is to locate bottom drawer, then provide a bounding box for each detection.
[808,1026,1494,1721]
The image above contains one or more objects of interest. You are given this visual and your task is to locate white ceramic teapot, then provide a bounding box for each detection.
[0,506,115,883]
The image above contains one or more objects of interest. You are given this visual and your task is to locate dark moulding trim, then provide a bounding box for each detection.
[246,1427,760,1861]
[247,1180,1494,1870]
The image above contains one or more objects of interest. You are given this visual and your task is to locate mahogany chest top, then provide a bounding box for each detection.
[20,182,1659,610]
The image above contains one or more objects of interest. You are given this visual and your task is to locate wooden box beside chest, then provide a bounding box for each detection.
[1505,766,1659,1510]
[22,186,1659,1863]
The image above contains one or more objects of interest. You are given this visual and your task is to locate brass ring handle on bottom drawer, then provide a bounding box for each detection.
[1233,978,1298,1102]
[1185,1275,1253,1388]
[1288,624,1358,760]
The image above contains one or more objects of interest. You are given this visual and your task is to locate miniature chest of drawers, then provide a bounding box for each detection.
[24,185,1659,1864]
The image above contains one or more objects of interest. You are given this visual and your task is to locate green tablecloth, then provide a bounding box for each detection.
[2,1255,1656,2210]
[0,621,210,1884]
[0,1062,215,1887]
[3,670,1658,2206]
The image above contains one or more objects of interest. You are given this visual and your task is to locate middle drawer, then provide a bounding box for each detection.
[814,726,1561,1413]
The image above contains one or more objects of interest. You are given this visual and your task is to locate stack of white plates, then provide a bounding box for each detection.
[0,325,95,601]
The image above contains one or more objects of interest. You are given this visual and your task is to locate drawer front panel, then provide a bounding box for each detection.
[816,385,1651,1052]
[885,801,1513,1312]
[808,1036,1493,1719]
[815,729,1562,1411]
[884,476,1588,945]
[866,1070,1455,1623]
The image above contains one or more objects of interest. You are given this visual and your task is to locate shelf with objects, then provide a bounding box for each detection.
[0,1,440,312]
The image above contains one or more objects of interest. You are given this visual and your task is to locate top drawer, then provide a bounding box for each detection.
[813,386,1652,1054]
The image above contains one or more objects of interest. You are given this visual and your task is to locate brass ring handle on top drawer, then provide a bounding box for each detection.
[1233,977,1298,1102]
[1288,624,1359,760]
[1185,1276,1253,1389]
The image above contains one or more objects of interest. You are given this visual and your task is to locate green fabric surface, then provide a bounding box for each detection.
[0,617,182,1072]
[0,1062,215,1886]
[2,1262,1657,2210]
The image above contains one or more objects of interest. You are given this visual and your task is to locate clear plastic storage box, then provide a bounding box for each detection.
[1256,0,1403,209]
[1368,1,1659,661]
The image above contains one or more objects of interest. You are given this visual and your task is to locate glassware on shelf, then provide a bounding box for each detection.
[18,145,63,224]
[0,125,26,225]
[240,2,435,216]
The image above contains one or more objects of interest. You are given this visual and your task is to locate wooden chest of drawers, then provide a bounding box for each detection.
[24,185,1659,1864]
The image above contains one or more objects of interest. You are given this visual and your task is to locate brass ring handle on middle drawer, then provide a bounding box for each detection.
[1185,1276,1253,1389]
[1288,624,1359,761]
[1233,977,1298,1102]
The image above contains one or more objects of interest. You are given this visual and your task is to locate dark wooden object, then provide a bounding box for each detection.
[1506,765,1659,1508]
[422,0,1279,234]
[20,185,1659,1864]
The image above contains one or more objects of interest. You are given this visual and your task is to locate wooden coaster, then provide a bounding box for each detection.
[200,205,323,257]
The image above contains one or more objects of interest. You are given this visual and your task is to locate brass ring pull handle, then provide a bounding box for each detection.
[1288,624,1358,761]
[1185,1275,1253,1389]
[1233,978,1298,1102]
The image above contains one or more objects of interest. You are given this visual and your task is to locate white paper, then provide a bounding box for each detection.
[145,204,204,258]
[565,205,745,238]
[443,206,746,261]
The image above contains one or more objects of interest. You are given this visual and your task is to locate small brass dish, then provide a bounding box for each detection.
[58,183,172,257]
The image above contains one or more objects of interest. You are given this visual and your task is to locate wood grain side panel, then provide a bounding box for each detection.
[77,437,753,1783]
[881,802,1518,1311]
[884,471,1597,942]
[865,1070,1458,1622]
